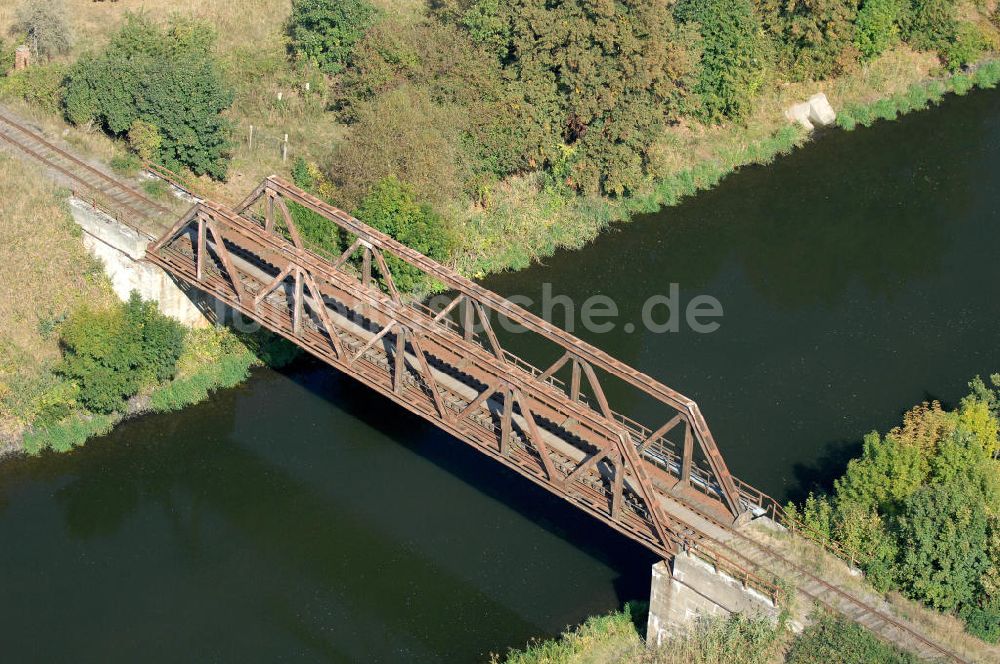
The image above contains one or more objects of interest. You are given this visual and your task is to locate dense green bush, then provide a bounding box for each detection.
[63,15,233,179]
[57,293,185,414]
[289,157,347,257]
[758,0,861,80]
[940,22,986,72]
[287,0,377,74]
[854,0,902,60]
[353,177,454,292]
[675,0,767,123]
[463,0,700,196]
[901,0,958,51]
[786,612,917,663]
[0,62,67,114]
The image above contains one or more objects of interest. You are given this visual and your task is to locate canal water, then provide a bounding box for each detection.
[2,88,1000,661]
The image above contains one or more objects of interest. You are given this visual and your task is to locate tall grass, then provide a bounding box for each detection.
[837,60,1000,130]
[22,413,117,454]
[493,606,782,664]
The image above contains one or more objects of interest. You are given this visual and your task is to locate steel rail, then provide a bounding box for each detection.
[0,109,171,218]
[662,491,969,664]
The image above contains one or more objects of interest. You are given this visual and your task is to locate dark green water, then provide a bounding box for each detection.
[2,88,1000,661]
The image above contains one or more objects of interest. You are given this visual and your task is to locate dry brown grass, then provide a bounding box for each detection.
[0,153,114,439]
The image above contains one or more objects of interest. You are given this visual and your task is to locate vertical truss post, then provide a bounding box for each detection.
[611,452,625,521]
[570,358,581,402]
[680,421,693,487]
[393,326,407,394]
[292,267,303,336]
[362,245,372,290]
[499,386,513,457]
[463,298,474,342]
[196,216,206,280]
[265,192,275,233]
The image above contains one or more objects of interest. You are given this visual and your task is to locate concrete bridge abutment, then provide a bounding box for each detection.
[69,198,213,327]
[645,551,781,647]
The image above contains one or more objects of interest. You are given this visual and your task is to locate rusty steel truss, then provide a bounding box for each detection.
[147,176,775,564]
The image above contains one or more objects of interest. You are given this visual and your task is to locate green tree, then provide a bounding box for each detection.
[674,0,767,123]
[13,0,72,60]
[330,87,470,211]
[757,0,861,80]
[940,22,985,72]
[63,15,233,179]
[895,478,991,611]
[287,0,377,74]
[854,0,902,60]
[463,0,700,196]
[901,0,958,51]
[353,177,455,292]
[57,293,185,414]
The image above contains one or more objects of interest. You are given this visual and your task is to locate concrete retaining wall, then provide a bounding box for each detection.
[646,553,780,647]
[69,199,210,327]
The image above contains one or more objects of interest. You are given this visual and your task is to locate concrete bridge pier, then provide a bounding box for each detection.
[645,551,781,647]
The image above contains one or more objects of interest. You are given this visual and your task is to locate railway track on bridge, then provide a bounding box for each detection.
[0,109,172,236]
[0,109,972,661]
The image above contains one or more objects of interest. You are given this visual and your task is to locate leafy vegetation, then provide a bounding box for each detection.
[57,293,185,414]
[353,176,454,292]
[757,0,862,80]
[494,604,919,663]
[63,15,233,178]
[462,0,699,197]
[785,612,917,663]
[854,0,902,60]
[675,0,767,123]
[787,378,1000,641]
[287,0,377,74]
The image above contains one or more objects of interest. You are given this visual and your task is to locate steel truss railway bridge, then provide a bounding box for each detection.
[0,103,963,661]
[140,177,970,662]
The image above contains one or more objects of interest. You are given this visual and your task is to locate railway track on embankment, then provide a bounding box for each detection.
[661,490,974,663]
[0,109,173,237]
[0,104,976,663]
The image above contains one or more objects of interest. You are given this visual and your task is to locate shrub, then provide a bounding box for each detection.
[127,119,162,161]
[674,0,768,123]
[13,0,72,60]
[855,0,902,60]
[463,0,700,196]
[902,0,958,52]
[57,293,185,414]
[353,177,455,292]
[0,62,67,114]
[758,0,861,80]
[328,86,469,210]
[786,612,917,663]
[63,15,233,179]
[941,22,985,72]
[287,0,377,75]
